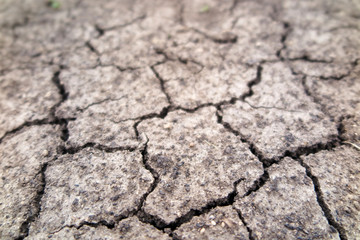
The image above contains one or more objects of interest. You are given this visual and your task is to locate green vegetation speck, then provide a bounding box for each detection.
[200,5,210,13]
[49,0,61,9]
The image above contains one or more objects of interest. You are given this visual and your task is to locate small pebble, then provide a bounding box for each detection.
[209,215,215,220]
[223,218,235,228]
[44,92,52,98]
[221,222,226,228]
[196,222,204,228]
[189,142,195,147]
[211,220,216,226]
[200,228,205,234]
[42,150,49,157]
[164,123,172,129]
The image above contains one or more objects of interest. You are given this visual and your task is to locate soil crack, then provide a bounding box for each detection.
[191,28,238,44]
[236,208,255,240]
[59,142,136,155]
[15,163,48,240]
[150,66,173,105]
[77,96,127,113]
[276,22,291,60]
[295,158,348,240]
[287,55,333,64]
[94,14,146,36]
[49,219,116,236]
[137,178,245,231]
[241,65,263,101]
[0,68,73,144]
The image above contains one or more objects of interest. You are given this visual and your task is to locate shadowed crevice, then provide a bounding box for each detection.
[150,66,173,105]
[85,41,100,55]
[0,117,75,145]
[77,96,127,113]
[58,142,136,155]
[241,65,263,101]
[50,70,68,116]
[15,163,48,240]
[216,111,272,166]
[94,14,146,37]
[242,170,269,198]
[295,158,348,240]
[137,178,245,231]
[133,106,170,138]
[299,75,331,116]
[287,54,333,64]
[136,137,160,214]
[0,68,73,144]
[48,219,116,236]
[94,24,105,37]
[75,220,115,230]
[291,58,358,81]
[217,106,342,162]
[216,112,273,198]
[276,21,291,60]
[236,208,255,240]
[216,107,344,200]
[191,28,238,44]
[49,69,74,143]
[318,59,359,80]
[174,97,238,114]
[0,119,49,144]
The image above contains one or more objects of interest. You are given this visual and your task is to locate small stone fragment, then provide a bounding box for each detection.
[41,149,49,157]
[223,218,235,228]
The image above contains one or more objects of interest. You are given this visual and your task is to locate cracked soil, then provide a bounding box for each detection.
[0,0,359,239]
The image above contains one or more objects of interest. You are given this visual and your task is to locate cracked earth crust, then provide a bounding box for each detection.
[0,0,359,239]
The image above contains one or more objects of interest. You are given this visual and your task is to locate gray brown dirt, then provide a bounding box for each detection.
[235,158,339,240]
[302,146,360,240]
[0,0,359,239]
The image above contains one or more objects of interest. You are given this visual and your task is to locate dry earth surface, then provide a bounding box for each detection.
[0,0,360,239]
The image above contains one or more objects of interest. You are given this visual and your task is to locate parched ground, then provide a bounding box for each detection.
[0,0,359,239]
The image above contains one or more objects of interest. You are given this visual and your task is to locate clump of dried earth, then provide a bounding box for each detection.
[0,0,359,239]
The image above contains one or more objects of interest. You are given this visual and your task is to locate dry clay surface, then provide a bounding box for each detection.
[0,0,359,239]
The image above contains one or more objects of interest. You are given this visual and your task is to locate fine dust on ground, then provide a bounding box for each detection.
[0,0,359,239]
